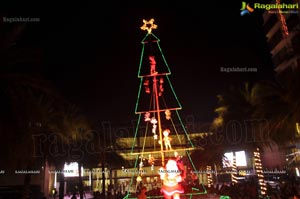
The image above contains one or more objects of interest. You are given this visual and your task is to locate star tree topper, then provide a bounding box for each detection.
[140,18,157,34]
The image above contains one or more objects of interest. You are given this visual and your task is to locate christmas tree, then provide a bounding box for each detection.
[124,18,206,199]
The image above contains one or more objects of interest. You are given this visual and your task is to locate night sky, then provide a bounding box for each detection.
[1,1,275,125]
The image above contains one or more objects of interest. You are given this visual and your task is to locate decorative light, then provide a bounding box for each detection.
[159,159,184,199]
[151,117,158,134]
[136,175,142,182]
[139,161,144,168]
[143,79,150,94]
[148,154,155,169]
[159,77,164,96]
[144,112,150,121]
[140,18,157,34]
[231,154,238,184]
[163,129,172,150]
[206,165,213,188]
[174,151,179,158]
[276,0,289,36]
[152,125,157,134]
[150,117,157,124]
[165,110,171,120]
[254,148,267,197]
[149,55,157,75]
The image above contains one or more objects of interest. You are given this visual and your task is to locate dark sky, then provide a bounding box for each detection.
[2,1,275,125]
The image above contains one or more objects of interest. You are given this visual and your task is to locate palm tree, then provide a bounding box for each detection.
[250,80,300,145]
[46,102,92,199]
[92,122,129,197]
[0,74,65,199]
[208,78,300,171]
[0,22,66,199]
[0,71,96,199]
[198,82,274,170]
[210,82,265,152]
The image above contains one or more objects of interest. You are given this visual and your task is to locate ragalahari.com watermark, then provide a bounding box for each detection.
[220,67,258,73]
[2,17,40,23]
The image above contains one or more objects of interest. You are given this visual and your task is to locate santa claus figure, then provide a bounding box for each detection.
[159,159,184,199]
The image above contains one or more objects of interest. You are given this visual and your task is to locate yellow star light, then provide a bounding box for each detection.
[140,18,157,34]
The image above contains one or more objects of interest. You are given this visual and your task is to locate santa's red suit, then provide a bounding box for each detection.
[159,160,184,198]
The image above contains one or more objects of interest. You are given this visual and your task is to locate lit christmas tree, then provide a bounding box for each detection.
[123,18,206,199]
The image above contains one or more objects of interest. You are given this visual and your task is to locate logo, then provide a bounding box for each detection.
[240,1,254,16]
[240,1,299,16]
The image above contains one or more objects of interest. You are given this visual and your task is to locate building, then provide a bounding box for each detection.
[262,0,300,84]
[45,120,214,197]
[262,0,300,175]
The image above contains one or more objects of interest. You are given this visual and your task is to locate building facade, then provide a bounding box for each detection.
[262,0,300,84]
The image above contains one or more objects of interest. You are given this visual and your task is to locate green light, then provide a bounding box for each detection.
[155,36,171,74]
[137,44,145,78]
[131,113,142,153]
[220,196,230,199]
[166,76,182,109]
[175,110,194,148]
[128,154,139,189]
[134,78,143,113]
[186,151,197,171]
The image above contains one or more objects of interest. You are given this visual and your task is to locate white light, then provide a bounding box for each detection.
[89,171,92,186]
[63,162,84,177]
[235,151,247,166]
[224,151,247,167]
[54,172,57,188]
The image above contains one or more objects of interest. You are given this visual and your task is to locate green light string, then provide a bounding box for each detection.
[170,115,182,145]
[141,33,149,42]
[152,33,171,74]
[186,150,197,172]
[137,44,145,78]
[161,90,182,110]
[175,110,194,148]
[125,191,212,199]
[123,193,129,199]
[166,76,182,109]
[141,121,149,158]
[134,78,143,113]
[186,150,208,196]
[128,154,140,192]
[147,33,160,42]
[141,33,158,44]
[131,113,142,153]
